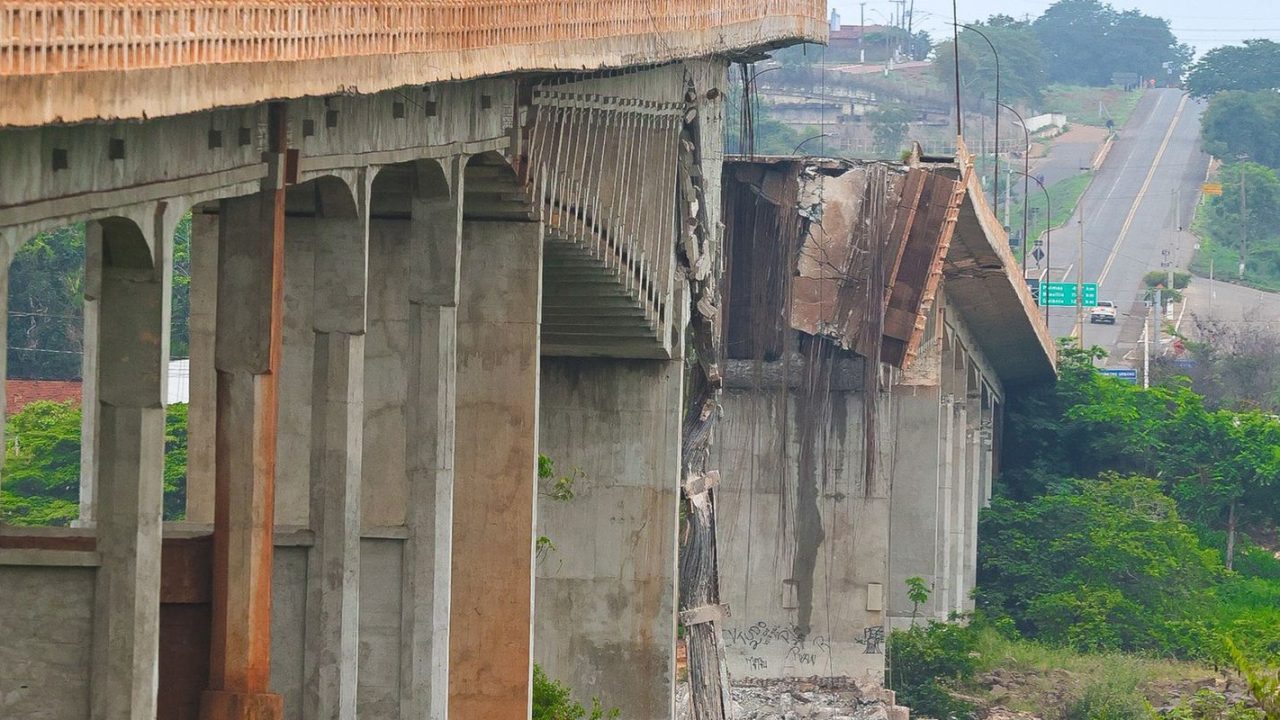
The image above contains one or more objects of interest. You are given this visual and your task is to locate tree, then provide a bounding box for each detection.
[8,224,86,379]
[1201,93,1280,170]
[977,475,1224,656]
[1202,162,1280,280]
[867,102,914,158]
[171,213,192,359]
[7,214,193,380]
[1032,0,1189,87]
[1167,318,1280,413]
[932,22,1047,107]
[1,400,83,525]
[1,400,191,525]
[1187,40,1280,98]
[905,576,931,626]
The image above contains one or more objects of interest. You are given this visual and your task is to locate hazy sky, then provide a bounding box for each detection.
[827,0,1280,55]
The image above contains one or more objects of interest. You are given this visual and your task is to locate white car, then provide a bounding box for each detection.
[1090,300,1117,324]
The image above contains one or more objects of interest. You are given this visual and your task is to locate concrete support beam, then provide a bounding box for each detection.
[449,218,542,720]
[89,214,171,720]
[202,185,285,720]
[400,159,462,720]
[76,236,102,527]
[302,182,370,720]
[186,208,219,524]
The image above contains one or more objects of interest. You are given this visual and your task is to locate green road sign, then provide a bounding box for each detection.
[1039,282,1098,307]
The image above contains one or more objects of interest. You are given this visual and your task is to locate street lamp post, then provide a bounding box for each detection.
[957,23,999,222]
[997,101,1030,277]
[793,133,832,155]
[1011,169,1052,322]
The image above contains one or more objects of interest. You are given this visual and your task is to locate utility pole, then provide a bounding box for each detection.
[1208,256,1214,321]
[1171,187,1180,290]
[1143,302,1151,389]
[860,2,867,64]
[1154,287,1162,357]
[1004,165,1012,231]
[1239,169,1248,279]
[1077,198,1085,348]
[891,0,906,30]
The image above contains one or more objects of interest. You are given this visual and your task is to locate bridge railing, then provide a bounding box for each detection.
[1,0,825,76]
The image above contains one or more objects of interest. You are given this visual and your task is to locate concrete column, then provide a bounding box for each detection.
[938,397,954,618]
[947,347,969,615]
[401,159,462,720]
[202,187,285,720]
[186,208,219,523]
[981,387,996,506]
[886,381,945,628]
[963,375,983,614]
[88,215,171,720]
[937,359,954,619]
[534,357,683,718]
[950,389,968,613]
[302,179,369,720]
[449,218,542,720]
[76,235,102,527]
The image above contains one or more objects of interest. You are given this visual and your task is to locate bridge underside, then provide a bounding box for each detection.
[0,60,726,720]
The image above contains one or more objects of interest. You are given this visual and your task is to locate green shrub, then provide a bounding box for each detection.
[1165,688,1264,720]
[2,400,190,525]
[1061,676,1147,720]
[1143,270,1191,289]
[888,622,979,719]
[531,664,619,720]
[978,476,1224,658]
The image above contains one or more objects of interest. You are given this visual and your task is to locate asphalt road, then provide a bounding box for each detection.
[1034,88,1209,363]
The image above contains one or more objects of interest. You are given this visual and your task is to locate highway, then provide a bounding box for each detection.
[1034,88,1209,363]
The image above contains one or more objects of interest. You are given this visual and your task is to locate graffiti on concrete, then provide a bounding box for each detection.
[724,621,831,666]
[857,625,884,654]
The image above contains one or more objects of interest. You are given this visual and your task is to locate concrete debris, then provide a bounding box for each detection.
[677,680,909,720]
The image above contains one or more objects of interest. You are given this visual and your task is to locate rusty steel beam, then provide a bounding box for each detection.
[200,102,289,720]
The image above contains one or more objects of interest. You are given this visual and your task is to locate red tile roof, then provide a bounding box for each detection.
[7,379,82,414]
[830,24,890,41]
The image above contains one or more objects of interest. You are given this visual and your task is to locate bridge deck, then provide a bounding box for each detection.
[0,0,825,127]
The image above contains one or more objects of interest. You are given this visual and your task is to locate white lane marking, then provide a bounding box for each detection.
[1097,93,1189,287]
[1058,91,1168,286]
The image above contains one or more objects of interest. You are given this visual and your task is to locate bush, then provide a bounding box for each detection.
[1166,688,1264,720]
[1144,270,1191,289]
[977,476,1225,658]
[1061,676,1148,720]
[532,664,618,720]
[888,622,980,719]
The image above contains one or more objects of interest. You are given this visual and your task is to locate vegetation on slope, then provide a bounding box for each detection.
[891,343,1280,718]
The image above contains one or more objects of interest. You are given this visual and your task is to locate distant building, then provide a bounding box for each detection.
[828,24,896,62]
[6,360,192,415]
[6,379,81,414]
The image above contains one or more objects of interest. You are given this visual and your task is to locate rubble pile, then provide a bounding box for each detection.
[676,678,910,720]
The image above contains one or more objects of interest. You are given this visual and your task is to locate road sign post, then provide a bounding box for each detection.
[1100,368,1138,383]
[1038,282,1097,307]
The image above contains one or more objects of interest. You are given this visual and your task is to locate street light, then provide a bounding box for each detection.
[1011,169,1052,322]
[793,133,832,155]
[741,65,783,158]
[956,23,1000,222]
[997,101,1030,277]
